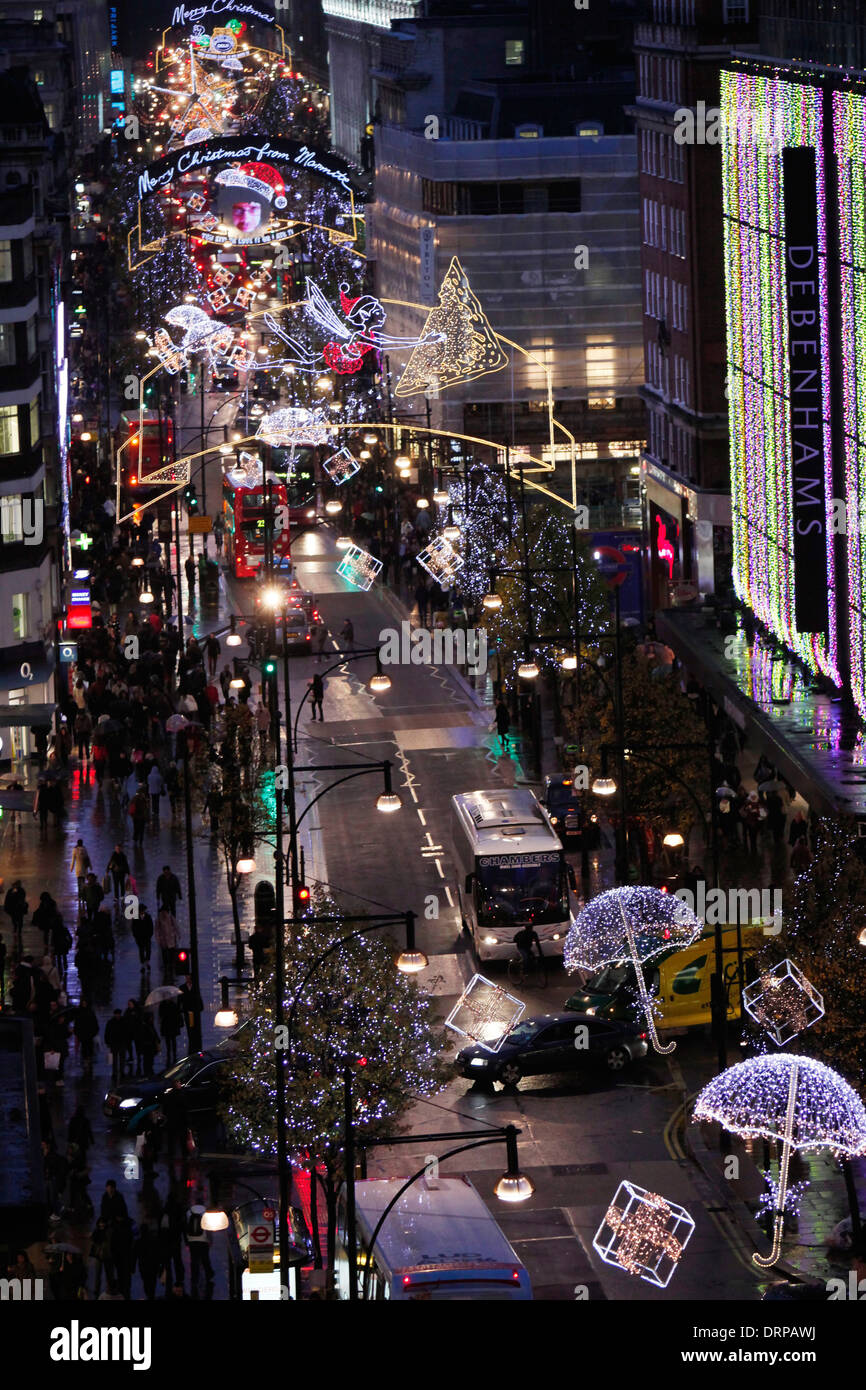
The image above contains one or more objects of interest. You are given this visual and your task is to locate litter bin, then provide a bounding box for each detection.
[201,559,220,607]
[254,879,277,942]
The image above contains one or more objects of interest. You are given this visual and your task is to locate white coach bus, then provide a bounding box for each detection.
[451,788,574,963]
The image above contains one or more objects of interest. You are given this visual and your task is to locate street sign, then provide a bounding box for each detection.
[188,515,212,534]
[593,545,628,589]
[248,1221,274,1274]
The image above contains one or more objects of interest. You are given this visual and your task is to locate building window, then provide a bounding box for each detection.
[33,7,44,19]
[29,393,40,447]
[1,495,23,541]
[26,316,36,359]
[515,124,542,139]
[12,593,28,640]
[577,122,603,136]
[0,240,12,282]
[505,39,525,66]
[723,1,749,21]
[0,321,15,366]
[0,404,20,454]
[33,70,44,85]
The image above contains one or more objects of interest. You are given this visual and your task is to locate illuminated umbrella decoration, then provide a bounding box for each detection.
[563,886,703,1055]
[693,1054,866,1268]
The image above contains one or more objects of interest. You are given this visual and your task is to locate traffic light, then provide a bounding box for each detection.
[293,883,310,913]
[262,656,277,677]
[173,947,190,975]
[184,484,198,512]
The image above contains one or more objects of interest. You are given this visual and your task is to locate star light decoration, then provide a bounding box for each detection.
[321,446,360,486]
[741,958,825,1046]
[255,407,332,450]
[337,544,383,592]
[444,974,524,1053]
[593,1181,695,1288]
[417,535,464,589]
[693,1054,866,1267]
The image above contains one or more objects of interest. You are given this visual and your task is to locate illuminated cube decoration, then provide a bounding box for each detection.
[322,446,361,486]
[721,69,839,688]
[211,263,233,284]
[742,958,824,1046]
[417,535,465,588]
[593,1180,695,1288]
[336,544,382,592]
[444,974,524,1053]
[207,287,231,312]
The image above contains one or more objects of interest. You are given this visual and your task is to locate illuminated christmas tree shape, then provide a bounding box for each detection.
[417,535,465,589]
[444,974,524,1053]
[593,1180,695,1288]
[337,544,382,592]
[564,886,702,1056]
[321,446,360,486]
[395,257,508,398]
[742,959,825,1047]
[693,1054,866,1268]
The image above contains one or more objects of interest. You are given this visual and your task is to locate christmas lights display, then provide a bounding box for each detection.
[444,974,524,1052]
[592,1180,695,1288]
[336,543,383,592]
[741,958,825,1046]
[221,901,445,1174]
[416,535,465,589]
[833,87,866,720]
[692,1053,866,1266]
[720,69,840,686]
[261,281,442,376]
[564,886,703,1055]
[395,257,508,398]
[255,406,333,449]
[321,445,360,485]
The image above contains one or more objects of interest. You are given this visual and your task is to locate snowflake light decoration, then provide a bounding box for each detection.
[337,544,382,592]
[417,535,465,589]
[593,1181,695,1288]
[742,959,825,1046]
[444,974,524,1053]
[322,446,360,486]
[255,407,331,449]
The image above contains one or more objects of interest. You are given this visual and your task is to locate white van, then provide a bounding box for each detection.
[452,788,573,962]
[337,1175,532,1300]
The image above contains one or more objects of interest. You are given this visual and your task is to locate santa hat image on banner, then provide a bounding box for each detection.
[215,161,287,209]
[339,282,363,317]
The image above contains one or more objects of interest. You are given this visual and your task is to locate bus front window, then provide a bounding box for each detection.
[476,857,567,926]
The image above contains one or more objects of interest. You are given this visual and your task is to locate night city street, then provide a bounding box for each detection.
[0,0,864,1370]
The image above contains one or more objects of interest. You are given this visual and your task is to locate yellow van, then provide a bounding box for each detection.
[565,926,761,1031]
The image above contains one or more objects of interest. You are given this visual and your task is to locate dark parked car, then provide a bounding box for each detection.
[542,777,601,848]
[457,1011,648,1089]
[103,1022,250,1127]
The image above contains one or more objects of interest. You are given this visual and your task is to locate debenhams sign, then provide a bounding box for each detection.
[170,1,275,26]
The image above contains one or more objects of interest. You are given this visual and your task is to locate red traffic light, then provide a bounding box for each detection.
[297,886,310,902]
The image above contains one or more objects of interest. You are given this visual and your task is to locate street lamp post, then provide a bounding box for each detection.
[179,723,202,1052]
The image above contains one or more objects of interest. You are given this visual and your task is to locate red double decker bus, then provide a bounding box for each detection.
[222,479,293,579]
[116,411,175,489]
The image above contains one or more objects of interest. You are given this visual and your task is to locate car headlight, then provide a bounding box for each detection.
[585,1007,596,1017]
[305,509,315,518]
[119,1097,142,1110]
[483,935,498,945]
[469,1058,487,1067]
[552,933,561,941]
[550,816,559,824]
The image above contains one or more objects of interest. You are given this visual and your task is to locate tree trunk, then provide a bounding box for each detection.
[225,860,244,973]
[309,1159,322,1269]
[324,1166,337,1296]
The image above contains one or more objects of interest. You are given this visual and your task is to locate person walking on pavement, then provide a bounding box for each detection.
[147,762,166,824]
[156,865,182,916]
[128,788,148,846]
[414,579,430,627]
[89,1217,112,1298]
[495,698,511,752]
[184,554,196,605]
[255,700,271,757]
[179,974,202,1047]
[159,995,182,1065]
[247,925,268,982]
[107,845,130,900]
[313,621,328,662]
[132,905,154,966]
[139,1011,160,1078]
[160,1189,186,1289]
[70,840,91,902]
[185,1191,215,1296]
[81,872,104,926]
[100,1179,129,1225]
[205,632,220,679]
[33,891,59,948]
[339,617,355,652]
[74,999,99,1071]
[74,708,93,764]
[123,997,145,1077]
[3,880,28,943]
[67,1104,94,1163]
[155,907,178,978]
[104,1009,127,1082]
[50,916,72,978]
[309,671,325,721]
